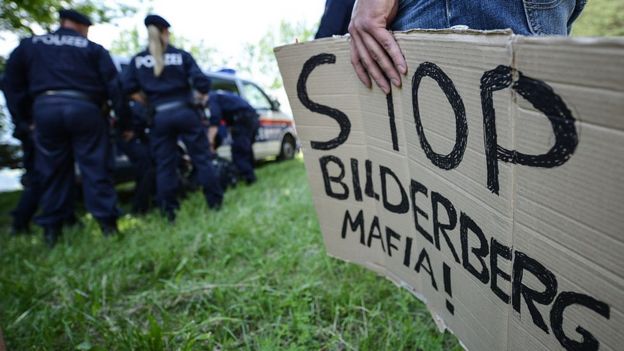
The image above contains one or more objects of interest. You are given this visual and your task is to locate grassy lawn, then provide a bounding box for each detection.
[0,158,460,350]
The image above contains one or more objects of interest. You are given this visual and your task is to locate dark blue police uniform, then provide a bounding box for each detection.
[115,100,156,214]
[121,15,223,218]
[0,105,77,234]
[208,91,259,183]
[1,74,40,233]
[3,10,125,245]
[315,0,356,39]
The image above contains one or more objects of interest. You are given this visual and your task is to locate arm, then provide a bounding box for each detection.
[207,93,222,127]
[183,51,211,94]
[208,125,218,153]
[96,47,132,128]
[348,0,406,94]
[119,56,142,97]
[315,0,356,39]
[206,93,223,152]
[3,42,32,139]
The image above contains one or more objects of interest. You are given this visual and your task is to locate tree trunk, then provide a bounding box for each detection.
[0,326,6,351]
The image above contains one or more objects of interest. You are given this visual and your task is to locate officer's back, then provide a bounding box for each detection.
[3,9,123,247]
[208,90,255,124]
[8,21,117,105]
[121,14,223,222]
[123,36,209,105]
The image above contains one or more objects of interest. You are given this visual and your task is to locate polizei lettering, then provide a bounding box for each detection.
[135,53,184,69]
[32,34,88,48]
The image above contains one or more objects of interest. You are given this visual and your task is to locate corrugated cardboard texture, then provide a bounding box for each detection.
[275,31,624,351]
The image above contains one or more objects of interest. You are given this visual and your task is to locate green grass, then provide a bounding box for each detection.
[0,158,460,350]
[572,0,624,37]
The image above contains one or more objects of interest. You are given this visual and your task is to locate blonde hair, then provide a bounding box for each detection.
[147,25,165,77]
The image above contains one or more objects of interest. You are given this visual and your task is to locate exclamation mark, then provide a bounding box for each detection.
[443,263,454,315]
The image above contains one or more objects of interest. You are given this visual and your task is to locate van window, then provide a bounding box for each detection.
[210,77,239,93]
[240,81,272,110]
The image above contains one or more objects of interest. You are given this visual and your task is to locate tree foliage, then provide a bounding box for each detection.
[170,35,229,69]
[109,27,143,57]
[109,28,229,69]
[237,20,316,91]
[572,0,624,36]
[0,0,139,36]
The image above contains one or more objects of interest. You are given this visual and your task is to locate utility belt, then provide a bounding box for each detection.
[146,100,206,126]
[231,110,258,124]
[153,100,193,113]
[38,89,102,106]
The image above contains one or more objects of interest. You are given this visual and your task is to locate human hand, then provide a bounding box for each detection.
[122,130,135,142]
[348,0,406,94]
[130,92,147,105]
[200,93,209,106]
[208,126,218,153]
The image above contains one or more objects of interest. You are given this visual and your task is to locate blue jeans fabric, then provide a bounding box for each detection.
[33,96,119,227]
[391,0,587,35]
[150,107,223,211]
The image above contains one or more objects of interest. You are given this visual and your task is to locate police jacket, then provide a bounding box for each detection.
[208,91,256,127]
[2,27,125,125]
[121,45,211,106]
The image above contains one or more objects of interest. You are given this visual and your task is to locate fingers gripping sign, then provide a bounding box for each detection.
[349,0,407,94]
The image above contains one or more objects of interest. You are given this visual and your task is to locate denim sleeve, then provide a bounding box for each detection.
[315,0,356,39]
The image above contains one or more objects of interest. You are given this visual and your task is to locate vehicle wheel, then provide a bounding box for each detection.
[278,134,296,161]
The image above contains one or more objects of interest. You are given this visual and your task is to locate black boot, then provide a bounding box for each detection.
[63,214,83,229]
[9,221,30,236]
[208,202,222,211]
[43,226,62,248]
[98,219,118,237]
[165,209,176,223]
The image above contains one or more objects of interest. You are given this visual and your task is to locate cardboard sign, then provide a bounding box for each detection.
[275,30,624,351]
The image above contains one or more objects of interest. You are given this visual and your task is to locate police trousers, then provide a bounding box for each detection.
[33,96,119,228]
[11,131,41,227]
[117,134,155,213]
[151,106,223,211]
[230,111,258,182]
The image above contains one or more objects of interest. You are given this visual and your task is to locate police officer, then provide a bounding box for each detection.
[207,91,259,184]
[2,74,78,235]
[121,15,223,222]
[3,9,127,247]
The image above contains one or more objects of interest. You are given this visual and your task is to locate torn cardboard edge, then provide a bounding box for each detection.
[274,28,624,52]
